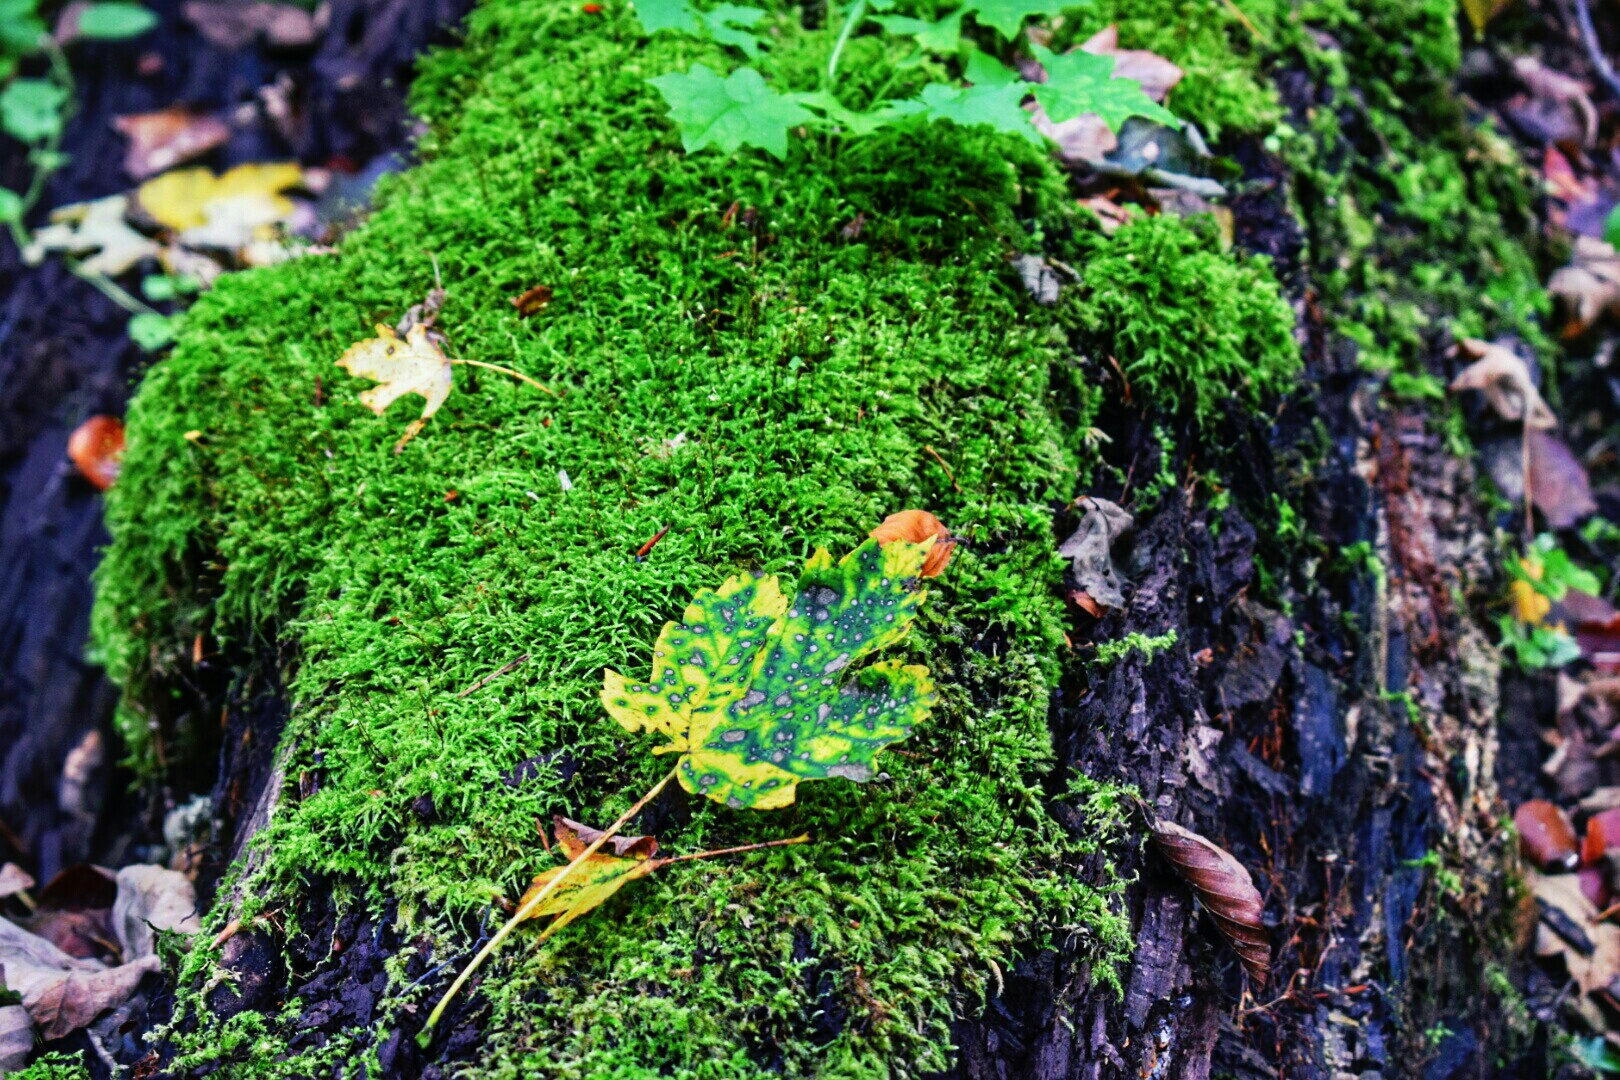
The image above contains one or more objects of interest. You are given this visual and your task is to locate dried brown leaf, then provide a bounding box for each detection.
[1057,497,1134,609]
[511,284,553,317]
[17,955,161,1040]
[1449,339,1557,429]
[1531,868,1620,1022]
[112,108,230,180]
[182,1,318,50]
[1549,237,1620,334]
[1077,25,1184,102]
[1149,819,1269,986]
[0,864,33,902]
[1527,429,1597,529]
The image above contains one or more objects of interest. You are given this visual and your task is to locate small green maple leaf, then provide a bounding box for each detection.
[962,0,1070,40]
[650,64,815,159]
[633,0,701,33]
[633,0,765,55]
[1029,44,1177,128]
[873,9,964,52]
[603,539,939,809]
[914,82,1043,146]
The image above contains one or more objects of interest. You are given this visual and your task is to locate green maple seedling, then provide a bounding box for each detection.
[419,536,941,1044]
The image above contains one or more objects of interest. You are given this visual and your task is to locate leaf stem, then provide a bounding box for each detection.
[450,358,556,395]
[658,833,810,866]
[418,765,680,1045]
[826,0,869,85]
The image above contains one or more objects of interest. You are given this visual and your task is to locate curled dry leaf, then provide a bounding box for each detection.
[1057,497,1134,609]
[0,864,34,902]
[1516,798,1580,871]
[336,324,454,454]
[67,415,126,491]
[113,107,230,180]
[511,284,553,317]
[1449,338,1556,429]
[1149,819,1269,986]
[869,509,955,577]
[1549,237,1620,335]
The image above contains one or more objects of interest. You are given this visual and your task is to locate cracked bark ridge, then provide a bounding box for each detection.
[1148,819,1270,988]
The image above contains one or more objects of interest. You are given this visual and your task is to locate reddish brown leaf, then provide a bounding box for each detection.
[1517,799,1579,871]
[112,108,230,180]
[869,509,955,577]
[1528,429,1598,529]
[1586,817,1608,867]
[511,284,553,317]
[67,416,125,491]
[1149,819,1269,986]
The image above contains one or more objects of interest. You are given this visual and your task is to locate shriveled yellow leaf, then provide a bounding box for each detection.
[1512,578,1552,625]
[136,161,302,232]
[336,324,455,453]
[517,817,664,937]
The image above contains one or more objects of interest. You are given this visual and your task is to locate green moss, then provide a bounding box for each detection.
[89,0,1202,1073]
[6,1053,92,1080]
[1092,630,1179,667]
[1065,214,1301,431]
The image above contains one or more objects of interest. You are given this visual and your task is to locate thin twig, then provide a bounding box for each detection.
[1574,0,1620,102]
[211,918,243,950]
[456,653,530,699]
[450,358,555,395]
[1218,0,1267,42]
[922,445,961,493]
[420,766,680,1044]
[659,834,811,866]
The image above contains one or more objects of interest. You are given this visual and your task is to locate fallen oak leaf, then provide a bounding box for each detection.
[336,324,552,453]
[1149,819,1269,986]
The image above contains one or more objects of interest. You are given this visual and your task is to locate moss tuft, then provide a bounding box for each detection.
[1066,214,1301,431]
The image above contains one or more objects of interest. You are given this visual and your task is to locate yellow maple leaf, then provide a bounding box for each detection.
[136,162,302,232]
[336,324,454,453]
